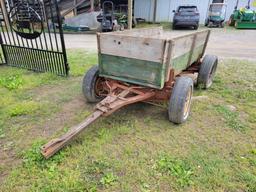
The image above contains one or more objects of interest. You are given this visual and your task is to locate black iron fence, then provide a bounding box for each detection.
[0,0,69,76]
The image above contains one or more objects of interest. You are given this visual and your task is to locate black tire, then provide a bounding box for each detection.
[197,55,218,89]
[172,23,176,30]
[194,24,199,30]
[228,15,235,26]
[205,19,209,27]
[82,66,104,103]
[168,77,194,124]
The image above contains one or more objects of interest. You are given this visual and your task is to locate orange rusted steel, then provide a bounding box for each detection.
[41,66,201,159]
[41,81,155,159]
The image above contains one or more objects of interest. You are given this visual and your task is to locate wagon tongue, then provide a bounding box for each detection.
[41,88,155,159]
[41,110,103,159]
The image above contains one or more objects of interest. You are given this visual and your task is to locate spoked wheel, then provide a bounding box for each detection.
[168,77,194,124]
[82,65,107,103]
[197,55,218,89]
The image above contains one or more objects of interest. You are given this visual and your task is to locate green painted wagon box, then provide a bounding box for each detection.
[97,27,210,89]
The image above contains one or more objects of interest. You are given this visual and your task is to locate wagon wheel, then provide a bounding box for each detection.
[82,65,106,103]
[168,77,194,124]
[228,15,235,26]
[197,55,218,89]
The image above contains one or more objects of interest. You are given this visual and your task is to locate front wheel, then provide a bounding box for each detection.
[168,77,194,124]
[82,66,105,103]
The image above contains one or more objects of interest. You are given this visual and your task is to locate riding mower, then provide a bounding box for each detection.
[228,0,256,29]
[96,1,123,32]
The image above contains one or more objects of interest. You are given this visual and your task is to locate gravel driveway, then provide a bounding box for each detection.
[64,28,256,61]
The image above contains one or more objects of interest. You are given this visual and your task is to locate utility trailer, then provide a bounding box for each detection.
[41,27,218,158]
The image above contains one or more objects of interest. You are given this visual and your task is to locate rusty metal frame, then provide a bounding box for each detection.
[41,64,201,159]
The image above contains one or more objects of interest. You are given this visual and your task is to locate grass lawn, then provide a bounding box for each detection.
[0,49,255,192]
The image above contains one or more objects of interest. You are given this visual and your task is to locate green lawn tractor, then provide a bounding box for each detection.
[228,0,256,29]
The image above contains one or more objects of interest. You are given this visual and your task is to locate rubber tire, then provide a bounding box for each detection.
[168,77,194,124]
[172,23,176,30]
[205,19,209,27]
[82,65,104,103]
[228,15,235,26]
[197,55,218,89]
[194,25,199,30]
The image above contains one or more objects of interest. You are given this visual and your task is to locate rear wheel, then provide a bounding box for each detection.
[205,19,209,27]
[197,55,218,89]
[82,66,106,103]
[168,77,194,124]
[172,23,176,30]
[228,15,235,26]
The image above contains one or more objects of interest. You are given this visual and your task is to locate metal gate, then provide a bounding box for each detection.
[0,0,69,76]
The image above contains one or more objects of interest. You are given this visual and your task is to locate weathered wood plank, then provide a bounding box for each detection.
[171,30,209,59]
[99,54,165,89]
[99,33,166,63]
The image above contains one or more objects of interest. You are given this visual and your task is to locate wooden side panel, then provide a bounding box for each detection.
[99,54,166,89]
[172,45,204,71]
[99,34,165,63]
[190,32,208,62]
[172,36,194,59]
[168,30,209,72]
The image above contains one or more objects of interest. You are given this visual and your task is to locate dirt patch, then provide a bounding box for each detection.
[41,95,89,137]
[0,138,21,184]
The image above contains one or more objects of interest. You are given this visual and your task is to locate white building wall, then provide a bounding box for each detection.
[134,0,256,24]
[134,0,154,21]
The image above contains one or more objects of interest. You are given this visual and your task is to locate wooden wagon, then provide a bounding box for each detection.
[41,27,218,158]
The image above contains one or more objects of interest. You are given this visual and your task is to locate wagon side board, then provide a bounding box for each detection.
[168,30,210,74]
[98,33,167,89]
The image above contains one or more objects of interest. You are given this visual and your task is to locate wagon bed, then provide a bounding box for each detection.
[97,27,210,89]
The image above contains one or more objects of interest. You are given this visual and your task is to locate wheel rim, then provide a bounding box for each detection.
[207,61,217,88]
[94,77,106,98]
[183,86,192,119]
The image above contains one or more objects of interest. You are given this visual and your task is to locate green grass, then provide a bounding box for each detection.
[0,51,255,192]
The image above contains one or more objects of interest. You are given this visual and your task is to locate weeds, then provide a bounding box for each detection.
[0,75,23,90]
[214,105,246,132]
[0,120,4,138]
[22,140,66,168]
[81,159,119,189]
[155,154,193,187]
[100,172,118,187]
[8,101,40,117]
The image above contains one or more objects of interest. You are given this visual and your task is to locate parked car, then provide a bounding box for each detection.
[172,5,200,30]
